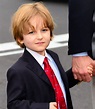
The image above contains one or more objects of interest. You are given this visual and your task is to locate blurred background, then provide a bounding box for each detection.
[0,0,94,109]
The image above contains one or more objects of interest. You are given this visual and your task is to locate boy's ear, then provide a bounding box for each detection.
[17,38,24,44]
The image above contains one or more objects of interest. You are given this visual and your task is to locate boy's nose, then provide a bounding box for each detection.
[37,32,43,39]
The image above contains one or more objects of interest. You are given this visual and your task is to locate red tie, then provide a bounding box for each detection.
[43,57,67,109]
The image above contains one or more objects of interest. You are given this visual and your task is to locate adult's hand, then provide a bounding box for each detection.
[72,56,93,82]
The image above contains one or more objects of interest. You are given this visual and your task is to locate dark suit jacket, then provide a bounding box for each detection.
[68,0,95,56]
[7,49,79,109]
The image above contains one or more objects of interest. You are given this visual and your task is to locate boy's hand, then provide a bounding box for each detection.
[49,102,57,109]
[91,61,95,76]
[87,65,93,77]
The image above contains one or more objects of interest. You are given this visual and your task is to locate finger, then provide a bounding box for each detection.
[72,68,78,79]
[88,70,92,75]
[75,73,83,81]
[76,72,91,82]
[53,102,57,107]
[87,66,93,77]
[73,74,78,79]
[78,67,93,82]
[88,64,93,68]
[83,73,92,82]
[72,68,85,81]
[90,73,92,77]
[73,69,83,81]
[87,66,93,72]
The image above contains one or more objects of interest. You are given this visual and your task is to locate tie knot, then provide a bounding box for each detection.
[43,57,50,68]
[44,57,48,63]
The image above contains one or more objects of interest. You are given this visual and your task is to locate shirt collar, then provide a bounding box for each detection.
[26,48,52,66]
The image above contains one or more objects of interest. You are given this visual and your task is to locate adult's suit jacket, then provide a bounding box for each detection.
[7,49,78,109]
[68,0,95,57]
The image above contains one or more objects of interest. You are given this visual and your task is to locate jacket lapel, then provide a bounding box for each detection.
[21,49,52,86]
[46,50,68,88]
[21,49,67,89]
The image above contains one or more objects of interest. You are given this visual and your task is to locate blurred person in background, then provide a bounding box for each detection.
[68,0,95,82]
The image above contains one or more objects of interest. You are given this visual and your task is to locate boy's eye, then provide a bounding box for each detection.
[28,31,34,34]
[42,28,49,32]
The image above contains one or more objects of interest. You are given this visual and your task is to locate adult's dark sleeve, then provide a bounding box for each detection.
[68,0,95,55]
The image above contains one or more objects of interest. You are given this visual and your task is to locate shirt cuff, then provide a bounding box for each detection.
[72,52,88,57]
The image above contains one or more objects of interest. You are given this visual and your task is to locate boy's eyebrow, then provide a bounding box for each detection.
[27,25,35,31]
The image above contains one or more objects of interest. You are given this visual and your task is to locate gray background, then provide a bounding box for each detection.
[0,0,94,109]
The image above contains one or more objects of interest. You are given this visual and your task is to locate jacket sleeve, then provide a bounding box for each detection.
[66,68,79,88]
[7,68,49,109]
[68,0,94,55]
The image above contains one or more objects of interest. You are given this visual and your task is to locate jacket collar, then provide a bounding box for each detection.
[21,49,66,87]
[21,49,53,86]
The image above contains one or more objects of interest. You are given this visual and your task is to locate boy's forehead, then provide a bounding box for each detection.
[28,15,47,29]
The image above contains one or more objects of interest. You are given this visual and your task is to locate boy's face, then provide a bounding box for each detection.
[21,15,51,56]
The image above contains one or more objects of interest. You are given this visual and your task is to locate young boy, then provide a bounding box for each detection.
[6,2,93,109]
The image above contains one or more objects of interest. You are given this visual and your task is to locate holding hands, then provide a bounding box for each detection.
[72,56,95,82]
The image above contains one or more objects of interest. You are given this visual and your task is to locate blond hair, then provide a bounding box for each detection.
[11,2,55,48]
